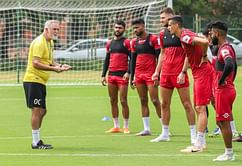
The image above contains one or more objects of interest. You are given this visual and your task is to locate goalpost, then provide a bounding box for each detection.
[0,0,169,85]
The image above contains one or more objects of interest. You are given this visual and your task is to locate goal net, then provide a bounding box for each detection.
[0,0,168,85]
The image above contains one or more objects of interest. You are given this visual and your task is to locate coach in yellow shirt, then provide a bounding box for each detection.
[23,20,71,149]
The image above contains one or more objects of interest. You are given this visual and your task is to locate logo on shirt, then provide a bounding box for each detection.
[221,49,230,57]
[222,113,230,119]
[181,35,191,44]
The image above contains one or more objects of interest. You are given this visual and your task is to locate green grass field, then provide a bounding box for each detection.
[0,72,242,165]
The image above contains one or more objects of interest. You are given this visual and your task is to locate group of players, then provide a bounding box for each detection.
[22,7,239,162]
[101,7,239,161]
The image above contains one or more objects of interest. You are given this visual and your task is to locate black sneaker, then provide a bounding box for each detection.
[32,140,53,149]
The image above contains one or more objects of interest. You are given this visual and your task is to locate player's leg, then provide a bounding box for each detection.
[194,105,207,147]
[106,83,122,133]
[148,84,161,118]
[24,82,52,149]
[119,84,130,133]
[135,83,151,136]
[150,86,172,142]
[213,88,235,161]
[177,87,196,144]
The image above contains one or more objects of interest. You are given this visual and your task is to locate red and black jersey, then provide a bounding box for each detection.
[214,43,237,88]
[160,29,186,75]
[102,37,130,77]
[130,34,160,75]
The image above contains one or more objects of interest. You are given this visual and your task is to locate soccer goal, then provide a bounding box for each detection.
[0,0,169,85]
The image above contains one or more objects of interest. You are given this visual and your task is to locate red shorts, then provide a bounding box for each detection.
[215,87,236,121]
[135,72,154,85]
[108,75,128,86]
[160,74,189,89]
[193,72,213,106]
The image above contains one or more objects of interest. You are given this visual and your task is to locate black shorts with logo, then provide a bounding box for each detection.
[23,82,46,109]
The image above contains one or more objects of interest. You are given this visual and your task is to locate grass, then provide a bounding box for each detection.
[0,69,242,165]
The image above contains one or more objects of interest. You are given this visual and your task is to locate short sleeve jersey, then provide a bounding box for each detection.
[23,34,54,85]
[106,37,130,72]
[215,43,236,88]
[131,34,160,73]
[160,29,186,75]
[180,29,204,72]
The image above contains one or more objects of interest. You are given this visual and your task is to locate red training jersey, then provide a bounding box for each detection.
[131,34,160,74]
[106,37,130,72]
[160,29,186,75]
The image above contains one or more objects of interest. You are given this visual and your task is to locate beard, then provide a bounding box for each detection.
[211,36,219,45]
[52,35,58,40]
[114,31,123,37]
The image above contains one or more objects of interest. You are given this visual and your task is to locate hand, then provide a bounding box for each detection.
[101,77,107,86]
[54,65,62,73]
[130,80,136,89]
[60,64,72,71]
[152,72,159,81]
[123,73,130,81]
[177,72,185,84]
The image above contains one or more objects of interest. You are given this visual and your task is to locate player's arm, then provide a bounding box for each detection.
[192,36,209,54]
[177,56,189,84]
[101,52,110,86]
[32,56,61,73]
[123,51,131,81]
[130,51,137,85]
[219,56,234,85]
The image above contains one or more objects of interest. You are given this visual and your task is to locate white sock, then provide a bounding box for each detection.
[32,129,40,145]
[113,118,119,128]
[123,119,129,129]
[230,121,237,133]
[225,148,233,155]
[189,125,197,138]
[196,132,204,147]
[162,125,169,137]
[142,117,150,131]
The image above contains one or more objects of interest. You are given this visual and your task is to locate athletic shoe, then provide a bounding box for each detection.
[232,134,242,142]
[105,127,122,133]
[180,145,203,153]
[135,130,151,136]
[232,132,240,138]
[208,127,221,137]
[32,140,53,149]
[150,134,170,142]
[213,153,235,162]
[123,128,130,134]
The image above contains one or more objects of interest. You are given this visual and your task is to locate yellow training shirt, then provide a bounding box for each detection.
[23,34,54,85]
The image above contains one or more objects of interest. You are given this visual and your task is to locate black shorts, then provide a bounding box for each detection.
[23,82,46,109]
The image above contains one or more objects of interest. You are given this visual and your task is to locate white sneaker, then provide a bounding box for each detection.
[213,153,235,162]
[180,145,203,153]
[150,134,170,142]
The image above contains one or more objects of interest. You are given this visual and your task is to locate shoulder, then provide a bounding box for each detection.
[220,44,235,58]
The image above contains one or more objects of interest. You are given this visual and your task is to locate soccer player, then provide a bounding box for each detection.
[168,16,213,152]
[210,21,237,161]
[101,20,131,134]
[150,8,196,143]
[23,20,71,149]
[203,23,239,138]
[130,18,161,136]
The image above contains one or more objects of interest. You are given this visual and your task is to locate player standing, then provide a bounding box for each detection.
[101,20,131,134]
[210,21,237,161]
[168,16,213,152]
[150,8,196,143]
[23,20,71,149]
[130,18,161,136]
